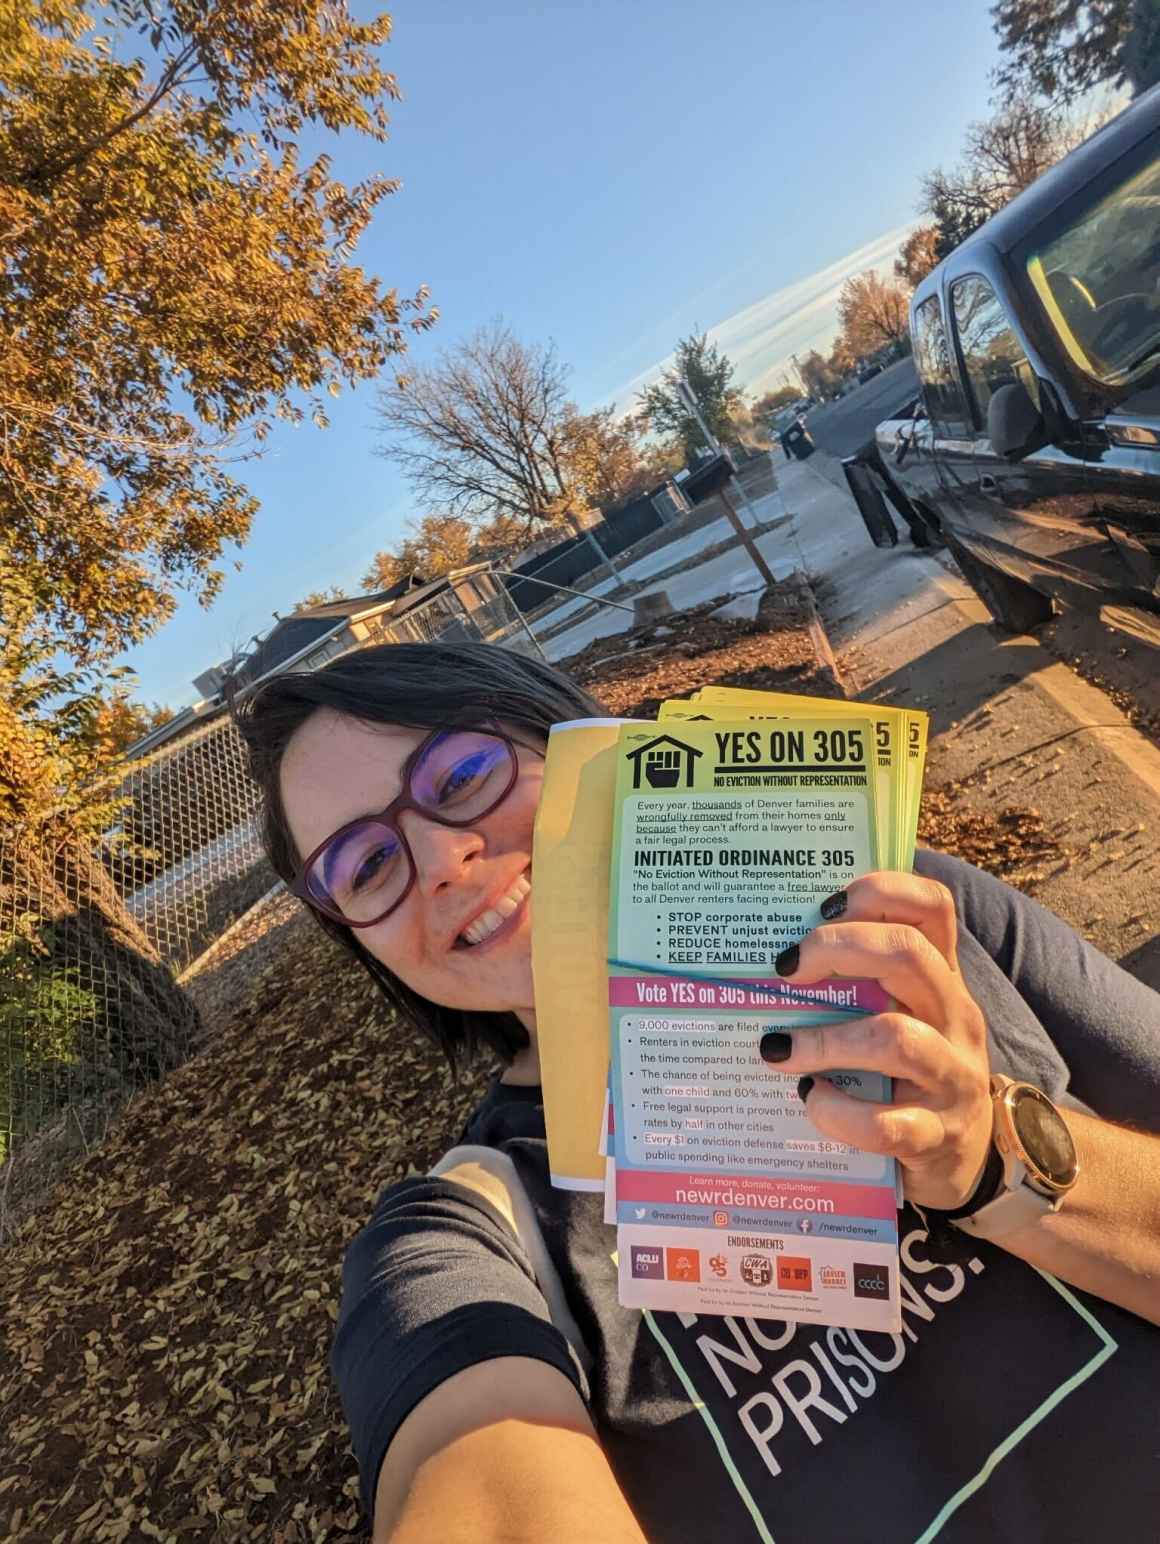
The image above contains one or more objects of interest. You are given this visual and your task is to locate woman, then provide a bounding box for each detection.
[236,641,1160,1544]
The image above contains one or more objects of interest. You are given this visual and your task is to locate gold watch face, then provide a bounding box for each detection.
[1008,1086,1079,1190]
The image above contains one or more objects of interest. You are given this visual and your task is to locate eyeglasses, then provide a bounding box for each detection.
[288,726,526,928]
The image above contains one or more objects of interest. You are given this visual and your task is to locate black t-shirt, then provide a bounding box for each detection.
[331,852,1160,1541]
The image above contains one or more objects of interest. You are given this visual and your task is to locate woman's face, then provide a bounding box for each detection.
[279,709,544,1022]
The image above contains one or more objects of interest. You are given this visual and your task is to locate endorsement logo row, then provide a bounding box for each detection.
[630,1244,891,1300]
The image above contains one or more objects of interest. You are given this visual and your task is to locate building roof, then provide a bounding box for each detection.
[290,576,424,621]
[228,577,436,691]
[387,564,493,619]
[229,615,346,691]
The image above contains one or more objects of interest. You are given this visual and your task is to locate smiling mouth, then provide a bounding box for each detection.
[454,872,531,949]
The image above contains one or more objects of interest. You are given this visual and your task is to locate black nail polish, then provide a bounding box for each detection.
[820,890,847,921]
[760,1032,792,1063]
[797,1076,815,1103]
[774,944,800,978]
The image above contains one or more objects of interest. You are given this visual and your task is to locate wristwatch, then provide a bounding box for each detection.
[947,1075,1080,1240]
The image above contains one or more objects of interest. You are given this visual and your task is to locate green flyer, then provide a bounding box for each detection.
[606,717,903,1332]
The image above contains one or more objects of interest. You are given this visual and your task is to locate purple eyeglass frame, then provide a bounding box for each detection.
[287,725,525,928]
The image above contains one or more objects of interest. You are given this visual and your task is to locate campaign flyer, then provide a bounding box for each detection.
[607,718,902,1332]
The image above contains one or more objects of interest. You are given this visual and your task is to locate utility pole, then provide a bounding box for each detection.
[675,375,720,464]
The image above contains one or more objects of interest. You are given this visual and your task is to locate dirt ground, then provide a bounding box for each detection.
[0,589,1067,1542]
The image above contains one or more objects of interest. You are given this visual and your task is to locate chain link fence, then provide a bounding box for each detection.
[0,714,270,1192]
[112,716,273,974]
[0,566,550,1221]
[362,566,544,656]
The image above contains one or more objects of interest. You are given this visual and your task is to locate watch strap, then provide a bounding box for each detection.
[951,1178,1061,1239]
[925,1140,1006,1224]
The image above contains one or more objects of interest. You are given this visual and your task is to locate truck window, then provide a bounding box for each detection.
[912,295,972,437]
[951,276,1040,430]
[1024,145,1160,387]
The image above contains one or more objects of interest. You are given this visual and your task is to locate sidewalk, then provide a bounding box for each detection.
[776,455,1160,987]
[542,475,796,660]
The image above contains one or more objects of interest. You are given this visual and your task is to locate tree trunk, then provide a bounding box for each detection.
[2,818,199,1126]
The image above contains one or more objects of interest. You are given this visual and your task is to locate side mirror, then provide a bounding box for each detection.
[987,382,1047,460]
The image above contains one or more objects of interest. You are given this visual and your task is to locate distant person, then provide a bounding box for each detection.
[237,641,1160,1544]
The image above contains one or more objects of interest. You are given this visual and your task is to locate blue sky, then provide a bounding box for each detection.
[123,1,1005,707]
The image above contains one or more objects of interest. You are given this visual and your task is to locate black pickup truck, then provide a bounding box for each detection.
[845,84,1160,634]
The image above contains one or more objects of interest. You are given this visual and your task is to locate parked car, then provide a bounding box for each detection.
[844,84,1160,633]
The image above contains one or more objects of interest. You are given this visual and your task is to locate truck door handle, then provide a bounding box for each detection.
[979,474,999,495]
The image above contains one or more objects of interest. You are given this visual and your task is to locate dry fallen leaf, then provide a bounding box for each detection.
[1,581,1065,1540]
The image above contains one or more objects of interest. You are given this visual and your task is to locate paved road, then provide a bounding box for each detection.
[805,357,918,458]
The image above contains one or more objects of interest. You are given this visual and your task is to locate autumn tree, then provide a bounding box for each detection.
[796,352,842,401]
[0,564,200,1136]
[829,335,857,376]
[374,323,674,569]
[292,587,347,612]
[560,405,678,511]
[991,0,1160,102]
[835,272,911,360]
[637,332,746,461]
[74,696,175,764]
[1,0,432,1135]
[3,0,432,695]
[467,511,551,566]
[751,386,801,420]
[894,225,942,289]
[919,96,1079,258]
[362,513,477,591]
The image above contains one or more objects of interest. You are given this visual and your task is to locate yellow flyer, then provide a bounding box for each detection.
[661,687,928,871]
[531,718,635,1190]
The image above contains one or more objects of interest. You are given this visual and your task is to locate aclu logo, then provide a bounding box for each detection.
[631,1246,664,1280]
[626,734,702,791]
[853,1262,891,1299]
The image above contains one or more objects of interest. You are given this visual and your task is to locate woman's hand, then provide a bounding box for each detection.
[760,872,993,1211]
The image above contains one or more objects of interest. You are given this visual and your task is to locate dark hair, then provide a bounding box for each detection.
[232,641,606,1070]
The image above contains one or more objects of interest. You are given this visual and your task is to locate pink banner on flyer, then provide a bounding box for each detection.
[616,1168,898,1221]
[608,975,890,1014]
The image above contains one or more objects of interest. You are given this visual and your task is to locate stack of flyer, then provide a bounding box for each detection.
[531,687,928,1334]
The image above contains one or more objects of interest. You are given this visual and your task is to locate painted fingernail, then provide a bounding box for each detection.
[774,944,800,978]
[797,1076,815,1103]
[820,891,847,921]
[760,1032,792,1063]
